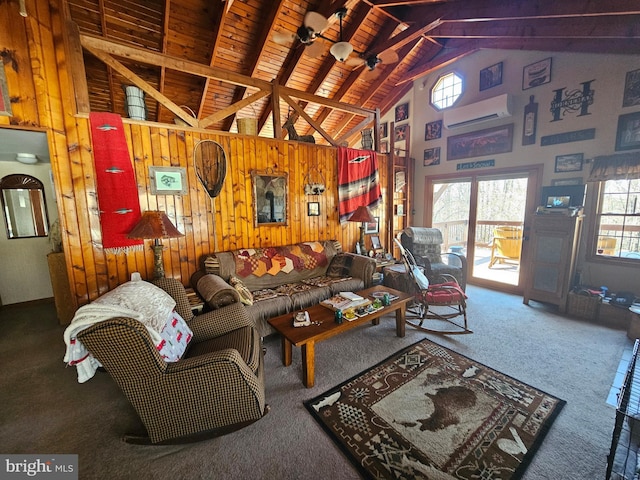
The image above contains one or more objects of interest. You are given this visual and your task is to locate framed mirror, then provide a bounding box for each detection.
[1,174,49,239]
[251,170,288,226]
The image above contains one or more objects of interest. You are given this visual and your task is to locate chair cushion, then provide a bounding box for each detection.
[425,282,467,304]
[157,310,193,362]
[185,325,260,373]
[229,276,254,305]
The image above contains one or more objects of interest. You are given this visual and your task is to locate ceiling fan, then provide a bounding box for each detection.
[346,49,400,72]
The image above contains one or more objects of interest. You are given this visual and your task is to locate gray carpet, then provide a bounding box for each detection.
[0,286,631,479]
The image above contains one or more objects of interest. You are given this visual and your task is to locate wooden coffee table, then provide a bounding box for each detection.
[267,285,413,387]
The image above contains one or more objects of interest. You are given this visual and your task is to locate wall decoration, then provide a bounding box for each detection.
[447,124,514,161]
[423,147,441,166]
[540,128,595,146]
[379,122,388,138]
[380,140,389,154]
[522,95,538,146]
[395,103,409,122]
[522,57,552,90]
[425,120,442,141]
[623,69,640,107]
[394,170,406,192]
[456,159,495,171]
[364,216,379,234]
[394,124,408,142]
[395,204,404,216]
[615,111,640,151]
[479,62,503,91]
[0,64,11,117]
[551,177,583,186]
[149,166,188,195]
[550,80,595,122]
[554,153,584,173]
[307,202,320,216]
[370,235,382,251]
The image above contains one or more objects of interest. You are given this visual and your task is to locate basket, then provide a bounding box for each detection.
[237,118,257,135]
[567,289,602,321]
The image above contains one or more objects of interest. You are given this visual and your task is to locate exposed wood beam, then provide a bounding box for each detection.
[198,3,228,119]
[398,43,478,85]
[199,89,270,128]
[281,93,336,145]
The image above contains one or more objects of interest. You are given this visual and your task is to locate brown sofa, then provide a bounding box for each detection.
[195,240,376,337]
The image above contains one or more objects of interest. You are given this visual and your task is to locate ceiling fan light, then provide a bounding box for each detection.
[330,41,353,62]
[365,56,380,71]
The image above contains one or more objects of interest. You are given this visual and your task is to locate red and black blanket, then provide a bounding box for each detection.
[337,147,382,222]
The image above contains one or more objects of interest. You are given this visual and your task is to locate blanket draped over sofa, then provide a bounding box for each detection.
[196,240,376,337]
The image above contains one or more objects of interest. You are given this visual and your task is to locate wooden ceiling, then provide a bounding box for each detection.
[65,0,640,146]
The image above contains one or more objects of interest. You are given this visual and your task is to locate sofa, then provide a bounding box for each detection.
[194,240,376,337]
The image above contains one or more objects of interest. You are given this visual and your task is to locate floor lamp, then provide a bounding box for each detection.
[128,211,184,279]
[348,205,375,254]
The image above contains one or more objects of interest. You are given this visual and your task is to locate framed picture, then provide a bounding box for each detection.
[379,122,388,138]
[149,166,187,195]
[522,57,552,90]
[395,103,409,122]
[364,216,379,234]
[394,124,408,142]
[307,202,320,216]
[480,62,503,91]
[425,120,442,141]
[0,64,12,117]
[370,235,382,251]
[424,147,441,166]
[615,111,640,151]
[623,69,640,107]
[447,124,514,161]
[554,153,584,173]
[380,140,389,154]
[394,170,406,192]
[551,177,583,186]
[395,204,404,216]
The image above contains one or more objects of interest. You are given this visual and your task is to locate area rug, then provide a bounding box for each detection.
[304,339,565,479]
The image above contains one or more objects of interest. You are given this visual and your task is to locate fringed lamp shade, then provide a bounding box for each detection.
[348,205,375,254]
[128,211,184,278]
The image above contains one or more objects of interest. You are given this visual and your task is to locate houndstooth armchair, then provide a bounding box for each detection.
[77,277,267,444]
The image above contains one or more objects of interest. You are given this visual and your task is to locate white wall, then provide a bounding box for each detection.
[385,49,640,292]
[0,161,59,304]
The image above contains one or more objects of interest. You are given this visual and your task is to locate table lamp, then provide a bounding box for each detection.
[348,205,375,254]
[128,211,184,279]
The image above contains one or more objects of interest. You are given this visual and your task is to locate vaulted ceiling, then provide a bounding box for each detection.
[65,0,640,146]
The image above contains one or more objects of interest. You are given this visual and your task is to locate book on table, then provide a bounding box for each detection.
[320,292,371,311]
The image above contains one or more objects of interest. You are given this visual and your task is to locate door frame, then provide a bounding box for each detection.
[423,163,543,294]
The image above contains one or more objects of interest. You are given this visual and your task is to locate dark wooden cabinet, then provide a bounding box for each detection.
[522,214,583,312]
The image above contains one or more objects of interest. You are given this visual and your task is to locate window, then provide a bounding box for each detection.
[431,72,463,110]
[594,179,640,260]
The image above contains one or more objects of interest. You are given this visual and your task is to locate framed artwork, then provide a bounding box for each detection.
[364,216,379,234]
[149,166,187,195]
[447,124,514,161]
[522,57,552,90]
[623,69,640,107]
[380,140,389,154]
[307,202,320,216]
[370,235,382,251]
[379,122,388,138]
[423,147,441,166]
[0,64,12,117]
[551,177,583,186]
[615,111,640,151]
[554,153,584,173]
[394,170,406,192]
[425,120,442,141]
[479,62,503,91]
[395,204,404,216]
[395,103,409,122]
[394,124,408,142]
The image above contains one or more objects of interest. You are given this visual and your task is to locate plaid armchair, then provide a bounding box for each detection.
[400,227,467,291]
[77,277,267,444]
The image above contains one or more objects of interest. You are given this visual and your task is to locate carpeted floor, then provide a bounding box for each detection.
[0,286,632,479]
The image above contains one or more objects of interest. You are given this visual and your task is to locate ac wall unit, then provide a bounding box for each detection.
[443,94,512,129]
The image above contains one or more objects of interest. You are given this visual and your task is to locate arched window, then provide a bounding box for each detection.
[0,174,49,238]
[431,72,464,110]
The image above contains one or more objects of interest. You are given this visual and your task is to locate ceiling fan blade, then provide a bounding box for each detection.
[304,11,329,35]
[304,41,326,59]
[362,68,382,81]
[273,31,296,45]
[379,49,399,65]
[345,56,364,68]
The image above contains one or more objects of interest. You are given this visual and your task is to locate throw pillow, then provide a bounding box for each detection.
[157,310,193,362]
[230,276,254,305]
[327,254,353,278]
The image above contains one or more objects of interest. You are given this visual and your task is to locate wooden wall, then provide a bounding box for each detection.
[0,0,390,310]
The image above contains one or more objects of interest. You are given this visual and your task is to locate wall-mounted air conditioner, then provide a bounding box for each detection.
[443,94,512,129]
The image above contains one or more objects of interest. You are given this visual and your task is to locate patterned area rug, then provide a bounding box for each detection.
[304,339,565,479]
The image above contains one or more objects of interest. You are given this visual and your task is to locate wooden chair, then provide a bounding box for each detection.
[489,225,523,268]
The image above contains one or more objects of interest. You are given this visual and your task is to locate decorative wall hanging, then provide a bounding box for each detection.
[0,63,11,116]
[379,140,389,154]
[394,171,406,192]
[550,80,595,122]
[425,120,442,141]
[623,69,640,107]
[307,202,320,216]
[360,128,373,150]
[89,112,143,252]
[303,170,326,195]
[540,128,595,146]
[447,124,514,161]
[395,102,409,122]
[252,169,288,226]
[522,57,552,90]
[456,159,496,170]
[394,124,408,142]
[554,153,584,173]
[552,177,583,186]
[149,166,187,195]
[615,112,640,151]
[522,95,538,146]
[423,147,441,166]
[379,122,388,138]
[193,140,227,198]
[337,147,381,222]
[479,62,503,91]
[364,216,380,234]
